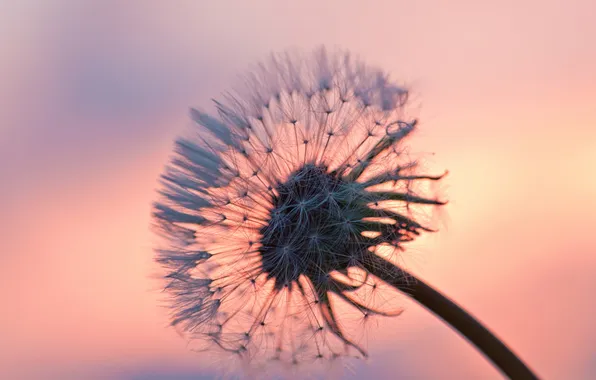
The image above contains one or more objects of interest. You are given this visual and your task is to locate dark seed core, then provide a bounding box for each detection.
[259,164,368,289]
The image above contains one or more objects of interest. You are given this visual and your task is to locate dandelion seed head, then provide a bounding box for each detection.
[153,46,447,370]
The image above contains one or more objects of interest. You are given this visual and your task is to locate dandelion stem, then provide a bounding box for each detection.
[362,255,538,379]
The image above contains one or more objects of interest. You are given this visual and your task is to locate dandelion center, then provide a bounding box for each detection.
[259,164,368,289]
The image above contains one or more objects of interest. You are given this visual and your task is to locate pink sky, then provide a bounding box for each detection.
[2,0,595,379]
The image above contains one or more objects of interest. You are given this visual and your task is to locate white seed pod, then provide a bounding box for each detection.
[153,46,447,372]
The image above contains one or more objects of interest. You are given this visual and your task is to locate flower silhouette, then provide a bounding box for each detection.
[153,47,536,379]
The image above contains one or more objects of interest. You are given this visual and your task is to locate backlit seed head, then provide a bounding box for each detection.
[153,46,447,370]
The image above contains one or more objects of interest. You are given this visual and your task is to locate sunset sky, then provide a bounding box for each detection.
[1,1,595,379]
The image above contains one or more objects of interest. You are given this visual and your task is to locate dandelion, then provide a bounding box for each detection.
[153,47,537,379]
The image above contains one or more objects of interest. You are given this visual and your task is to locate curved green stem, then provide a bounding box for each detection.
[362,254,538,379]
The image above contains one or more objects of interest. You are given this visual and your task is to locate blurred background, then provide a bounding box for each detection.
[1,0,595,379]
